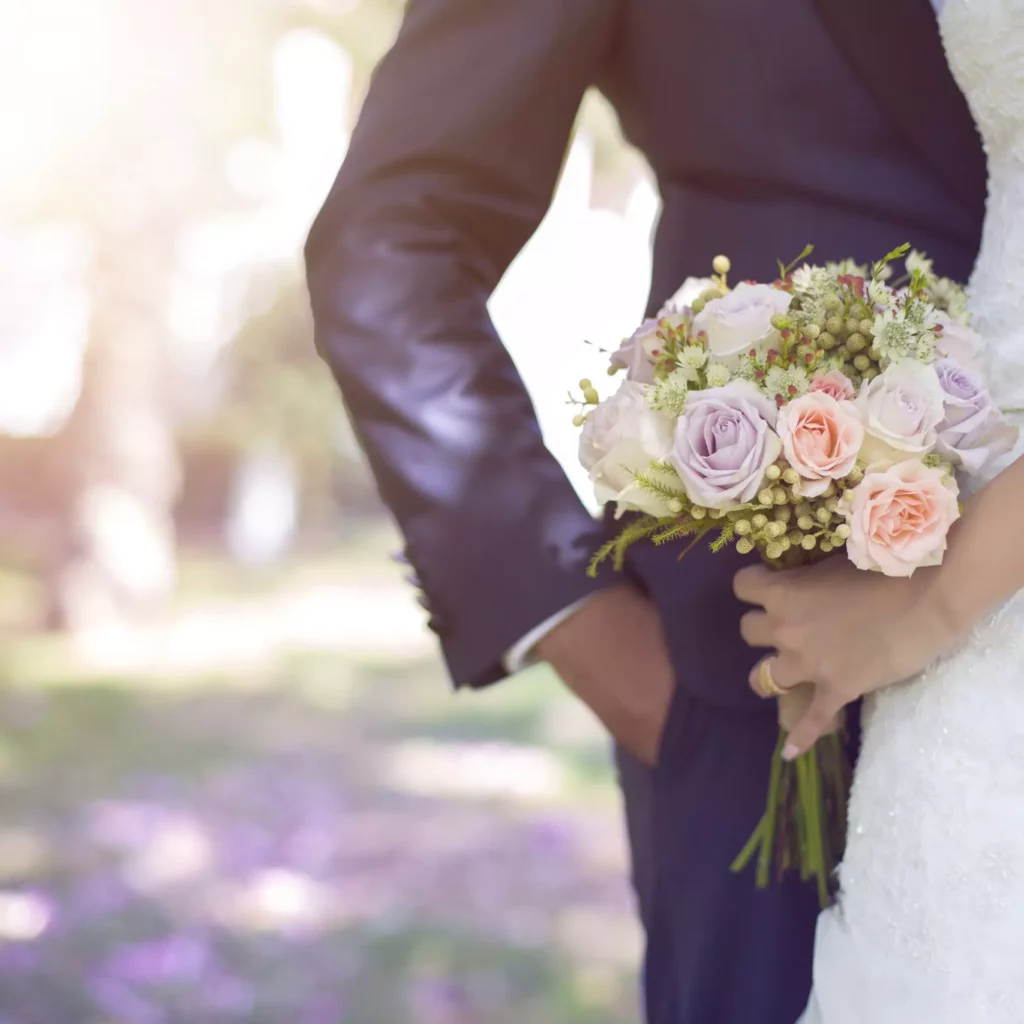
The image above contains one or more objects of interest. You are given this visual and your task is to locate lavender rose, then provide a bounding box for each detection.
[609,319,658,384]
[692,283,792,363]
[935,359,1018,473]
[670,380,782,510]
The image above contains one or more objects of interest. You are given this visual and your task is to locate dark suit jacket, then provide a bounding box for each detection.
[307,2,985,1020]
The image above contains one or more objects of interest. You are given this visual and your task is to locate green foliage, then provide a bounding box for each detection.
[651,520,703,545]
[632,470,686,503]
[778,243,815,280]
[587,517,668,576]
[872,243,911,281]
[709,523,735,552]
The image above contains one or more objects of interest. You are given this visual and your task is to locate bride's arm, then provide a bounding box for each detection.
[935,454,1024,625]
[731,454,1024,757]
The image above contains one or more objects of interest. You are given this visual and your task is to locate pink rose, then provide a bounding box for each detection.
[777,392,864,497]
[809,369,856,402]
[934,359,1018,474]
[670,380,782,510]
[839,460,960,577]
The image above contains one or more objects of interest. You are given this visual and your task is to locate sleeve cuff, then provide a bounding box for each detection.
[503,595,598,674]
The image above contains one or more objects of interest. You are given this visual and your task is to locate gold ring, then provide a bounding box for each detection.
[758,659,786,699]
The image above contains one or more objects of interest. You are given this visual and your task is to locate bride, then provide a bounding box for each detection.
[735,1,1024,1020]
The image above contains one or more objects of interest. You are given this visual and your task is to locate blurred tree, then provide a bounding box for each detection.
[177,274,377,547]
[0,0,645,624]
[1,0,284,625]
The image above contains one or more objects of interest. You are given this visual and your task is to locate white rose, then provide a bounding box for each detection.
[657,276,717,317]
[855,360,947,464]
[692,283,792,363]
[579,380,678,516]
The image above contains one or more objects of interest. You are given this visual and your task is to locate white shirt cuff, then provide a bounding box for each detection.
[503,595,597,674]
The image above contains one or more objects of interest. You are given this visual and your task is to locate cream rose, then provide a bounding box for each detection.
[930,310,982,370]
[856,360,946,465]
[657,276,717,317]
[692,283,792,363]
[839,460,960,576]
[579,380,678,516]
[777,392,864,497]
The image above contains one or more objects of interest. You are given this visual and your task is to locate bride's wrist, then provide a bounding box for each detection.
[930,558,987,639]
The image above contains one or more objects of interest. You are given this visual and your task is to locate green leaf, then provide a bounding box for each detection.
[780,243,815,279]
[871,242,911,281]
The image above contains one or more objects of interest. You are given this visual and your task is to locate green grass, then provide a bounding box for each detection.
[0,566,640,1024]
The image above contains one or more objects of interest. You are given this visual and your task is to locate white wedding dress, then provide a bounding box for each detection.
[801,2,1024,1022]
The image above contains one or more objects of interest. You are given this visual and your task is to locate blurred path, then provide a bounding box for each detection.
[70,577,433,677]
[0,554,641,1023]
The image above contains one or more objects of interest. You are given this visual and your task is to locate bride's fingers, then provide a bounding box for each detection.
[739,610,772,648]
[748,654,808,698]
[781,690,846,760]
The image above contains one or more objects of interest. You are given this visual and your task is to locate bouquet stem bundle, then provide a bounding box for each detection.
[731,726,850,908]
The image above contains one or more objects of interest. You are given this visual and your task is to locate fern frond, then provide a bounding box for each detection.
[633,470,686,503]
[587,517,665,577]
[586,538,620,578]
[709,523,736,553]
[652,519,704,545]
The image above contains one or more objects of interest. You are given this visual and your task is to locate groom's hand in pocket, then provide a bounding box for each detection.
[536,584,676,766]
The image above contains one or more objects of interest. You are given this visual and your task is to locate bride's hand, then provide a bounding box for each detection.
[733,558,967,758]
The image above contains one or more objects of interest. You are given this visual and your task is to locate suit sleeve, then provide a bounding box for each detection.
[305,0,620,688]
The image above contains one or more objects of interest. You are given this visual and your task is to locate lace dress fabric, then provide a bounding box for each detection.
[801,2,1024,1021]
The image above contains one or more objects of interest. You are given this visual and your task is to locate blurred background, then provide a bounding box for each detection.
[0,1,661,1020]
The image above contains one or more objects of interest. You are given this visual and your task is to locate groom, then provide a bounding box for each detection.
[306,1,985,1021]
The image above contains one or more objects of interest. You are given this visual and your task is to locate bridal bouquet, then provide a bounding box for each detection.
[575,243,1018,905]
